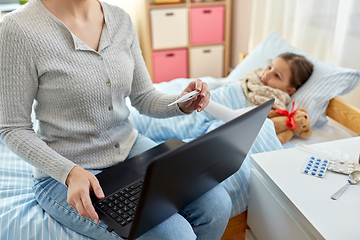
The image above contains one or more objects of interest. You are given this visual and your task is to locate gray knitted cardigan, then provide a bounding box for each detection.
[0,0,184,185]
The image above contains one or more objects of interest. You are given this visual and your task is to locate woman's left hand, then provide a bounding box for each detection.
[178,79,210,114]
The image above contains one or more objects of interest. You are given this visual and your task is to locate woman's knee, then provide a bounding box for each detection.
[205,184,232,220]
[181,184,232,224]
[138,213,196,240]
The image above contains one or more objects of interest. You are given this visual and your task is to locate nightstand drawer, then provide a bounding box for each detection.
[247,169,321,240]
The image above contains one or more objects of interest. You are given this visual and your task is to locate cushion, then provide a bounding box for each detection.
[226,30,360,129]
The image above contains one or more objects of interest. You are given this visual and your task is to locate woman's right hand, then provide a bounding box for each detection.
[65,165,105,223]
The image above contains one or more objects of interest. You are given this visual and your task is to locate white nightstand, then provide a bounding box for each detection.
[247,137,360,240]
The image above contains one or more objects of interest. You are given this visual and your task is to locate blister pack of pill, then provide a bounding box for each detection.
[302,156,329,178]
[327,159,356,175]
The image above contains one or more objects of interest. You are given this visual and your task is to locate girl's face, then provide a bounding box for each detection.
[259,57,296,95]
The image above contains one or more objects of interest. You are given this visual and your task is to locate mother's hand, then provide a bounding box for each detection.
[178,79,210,114]
[65,166,105,223]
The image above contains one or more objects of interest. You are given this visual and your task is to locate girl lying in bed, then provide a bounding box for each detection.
[131,52,314,143]
[206,52,314,121]
[239,52,313,109]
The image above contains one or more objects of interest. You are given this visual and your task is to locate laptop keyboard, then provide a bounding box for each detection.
[95,179,143,226]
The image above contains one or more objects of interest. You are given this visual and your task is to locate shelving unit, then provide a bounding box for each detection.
[140,0,232,83]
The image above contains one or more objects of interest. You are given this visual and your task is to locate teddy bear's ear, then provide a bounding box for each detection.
[299,129,312,138]
[298,108,308,113]
[267,109,281,118]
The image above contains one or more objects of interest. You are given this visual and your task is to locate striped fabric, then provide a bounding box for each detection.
[227,30,360,129]
[0,78,283,239]
[0,141,93,240]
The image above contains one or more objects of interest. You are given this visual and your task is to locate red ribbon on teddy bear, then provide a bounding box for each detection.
[275,101,298,130]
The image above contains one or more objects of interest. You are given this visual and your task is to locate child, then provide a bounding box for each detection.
[205,52,314,121]
[243,52,313,109]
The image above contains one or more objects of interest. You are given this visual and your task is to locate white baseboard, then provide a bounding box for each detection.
[245,229,258,240]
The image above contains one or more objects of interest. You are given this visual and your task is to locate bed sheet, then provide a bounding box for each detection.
[0,141,93,240]
[0,78,284,239]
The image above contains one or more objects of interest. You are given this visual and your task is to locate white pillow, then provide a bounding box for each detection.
[226,30,360,129]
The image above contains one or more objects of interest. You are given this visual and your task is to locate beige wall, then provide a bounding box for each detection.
[229,0,252,71]
[0,11,6,19]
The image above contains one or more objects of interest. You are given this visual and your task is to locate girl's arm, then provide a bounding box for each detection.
[204,100,256,122]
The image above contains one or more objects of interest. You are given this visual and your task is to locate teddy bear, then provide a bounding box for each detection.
[267,104,312,144]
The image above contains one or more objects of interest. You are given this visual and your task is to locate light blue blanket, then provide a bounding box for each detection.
[0,78,283,240]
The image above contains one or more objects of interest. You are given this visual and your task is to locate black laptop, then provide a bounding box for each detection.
[90,99,274,239]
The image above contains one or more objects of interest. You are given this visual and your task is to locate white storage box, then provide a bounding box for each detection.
[150,8,188,49]
[189,45,224,78]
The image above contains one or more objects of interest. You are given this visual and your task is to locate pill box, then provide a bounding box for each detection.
[302,156,329,178]
[327,159,356,175]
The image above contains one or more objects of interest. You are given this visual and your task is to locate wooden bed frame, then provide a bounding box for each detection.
[220,54,360,240]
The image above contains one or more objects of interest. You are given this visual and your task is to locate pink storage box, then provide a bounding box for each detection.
[190,6,225,45]
[152,49,188,83]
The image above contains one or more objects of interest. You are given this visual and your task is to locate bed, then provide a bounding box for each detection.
[1,30,360,240]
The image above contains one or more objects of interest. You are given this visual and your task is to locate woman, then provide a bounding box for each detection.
[0,0,231,239]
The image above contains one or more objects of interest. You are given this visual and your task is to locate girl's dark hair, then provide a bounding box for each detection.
[278,52,314,90]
